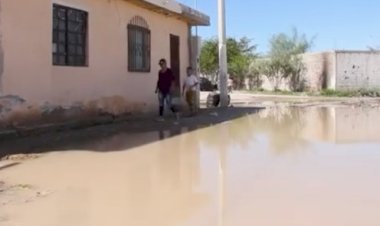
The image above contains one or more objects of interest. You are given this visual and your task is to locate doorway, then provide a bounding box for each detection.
[170,34,180,96]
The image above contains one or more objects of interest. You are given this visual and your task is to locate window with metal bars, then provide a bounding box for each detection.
[52,4,88,66]
[128,16,151,72]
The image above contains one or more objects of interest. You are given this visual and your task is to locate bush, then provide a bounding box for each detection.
[253,28,313,92]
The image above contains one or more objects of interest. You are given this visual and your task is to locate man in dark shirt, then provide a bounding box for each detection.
[155,58,177,121]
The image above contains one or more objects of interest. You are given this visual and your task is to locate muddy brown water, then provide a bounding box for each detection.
[1,106,380,226]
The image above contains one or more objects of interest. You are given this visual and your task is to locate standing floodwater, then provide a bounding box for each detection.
[1,106,380,226]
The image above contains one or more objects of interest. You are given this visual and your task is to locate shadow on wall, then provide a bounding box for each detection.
[0,107,262,158]
[289,65,307,92]
[247,75,264,91]
[0,95,147,130]
[320,53,328,90]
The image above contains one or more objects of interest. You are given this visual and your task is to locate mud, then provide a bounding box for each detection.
[0,91,379,139]
[0,107,260,157]
[1,154,41,162]
[1,105,380,226]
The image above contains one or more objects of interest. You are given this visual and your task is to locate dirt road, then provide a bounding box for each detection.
[1,93,380,226]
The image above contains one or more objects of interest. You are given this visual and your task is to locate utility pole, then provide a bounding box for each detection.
[218,0,228,107]
[194,0,198,37]
[194,0,200,111]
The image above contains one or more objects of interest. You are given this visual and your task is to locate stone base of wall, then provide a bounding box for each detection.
[0,95,151,132]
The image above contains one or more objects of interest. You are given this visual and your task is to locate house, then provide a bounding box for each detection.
[0,0,209,129]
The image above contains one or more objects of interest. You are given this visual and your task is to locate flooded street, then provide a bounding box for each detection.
[1,106,380,226]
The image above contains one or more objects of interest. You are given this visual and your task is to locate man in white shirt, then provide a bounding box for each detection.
[228,77,233,93]
[182,67,199,115]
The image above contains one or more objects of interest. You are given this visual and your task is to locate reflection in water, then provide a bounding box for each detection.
[255,107,308,154]
[200,107,380,226]
[2,126,210,226]
[197,107,308,154]
[199,106,380,154]
[122,131,205,226]
[2,107,380,226]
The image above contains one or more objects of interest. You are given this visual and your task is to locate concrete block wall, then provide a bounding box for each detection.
[325,52,337,90]
[253,52,335,91]
[302,52,335,91]
[335,51,380,90]
[249,50,380,92]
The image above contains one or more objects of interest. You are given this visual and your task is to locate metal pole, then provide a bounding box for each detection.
[218,0,228,107]
[194,0,200,112]
[195,0,198,37]
[195,0,199,90]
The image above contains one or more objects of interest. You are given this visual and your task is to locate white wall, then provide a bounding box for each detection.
[336,51,380,90]
[247,51,380,92]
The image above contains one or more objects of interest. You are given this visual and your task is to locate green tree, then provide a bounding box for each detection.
[247,58,266,90]
[199,37,257,88]
[256,28,313,91]
[199,39,218,78]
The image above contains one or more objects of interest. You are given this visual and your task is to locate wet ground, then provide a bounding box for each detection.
[1,102,380,225]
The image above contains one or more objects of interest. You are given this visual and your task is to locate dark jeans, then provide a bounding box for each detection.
[158,92,175,116]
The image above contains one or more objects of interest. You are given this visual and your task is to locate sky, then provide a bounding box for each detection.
[178,0,380,54]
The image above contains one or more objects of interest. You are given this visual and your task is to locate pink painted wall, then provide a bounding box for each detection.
[1,0,190,112]
[1,0,52,101]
